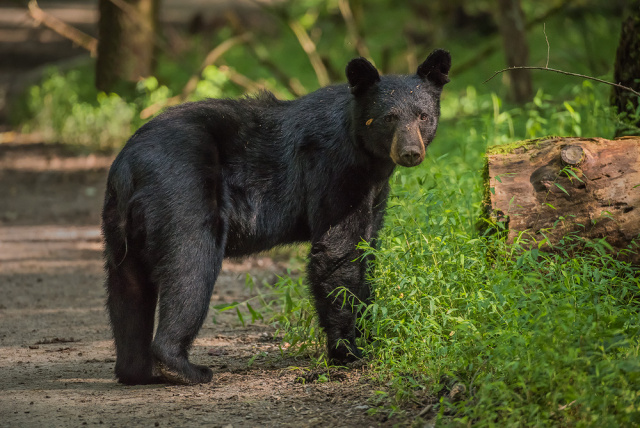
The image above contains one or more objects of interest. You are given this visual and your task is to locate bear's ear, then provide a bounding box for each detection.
[346,57,381,96]
[417,49,451,86]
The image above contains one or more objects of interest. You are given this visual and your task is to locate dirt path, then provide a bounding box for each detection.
[0,144,392,427]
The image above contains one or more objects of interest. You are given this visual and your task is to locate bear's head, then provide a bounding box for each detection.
[346,49,451,167]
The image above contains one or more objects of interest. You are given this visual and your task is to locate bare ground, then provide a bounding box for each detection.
[0,144,399,427]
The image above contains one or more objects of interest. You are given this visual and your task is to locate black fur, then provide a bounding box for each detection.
[102,50,451,385]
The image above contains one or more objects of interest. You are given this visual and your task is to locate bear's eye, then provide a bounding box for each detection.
[419,113,429,121]
[384,114,399,123]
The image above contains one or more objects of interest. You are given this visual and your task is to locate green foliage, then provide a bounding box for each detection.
[17,64,232,152]
[258,273,325,358]
[60,92,136,151]
[20,67,132,151]
[211,268,325,360]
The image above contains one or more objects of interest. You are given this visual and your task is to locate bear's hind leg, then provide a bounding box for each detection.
[151,226,225,385]
[106,259,160,385]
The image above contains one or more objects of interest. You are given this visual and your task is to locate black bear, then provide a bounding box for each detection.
[102,49,451,385]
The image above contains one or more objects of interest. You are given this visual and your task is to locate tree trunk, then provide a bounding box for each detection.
[484,137,640,261]
[96,0,159,93]
[495,0,533,103]
[612,0,640,137]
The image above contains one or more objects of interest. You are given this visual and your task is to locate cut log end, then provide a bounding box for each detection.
[561,145,584,165]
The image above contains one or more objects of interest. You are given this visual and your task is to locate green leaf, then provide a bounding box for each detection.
[213,302,239,312]
[554,182,569,195]
[565,168,584,183]
[538,238,548,249]
[247,302,264,323]
[285,290,293,314]
[247,353,258,367]
[236,307,245,327]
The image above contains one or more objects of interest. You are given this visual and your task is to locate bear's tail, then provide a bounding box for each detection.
[101,158,134,267]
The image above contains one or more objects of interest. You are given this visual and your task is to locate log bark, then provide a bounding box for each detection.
[485,136,640,260]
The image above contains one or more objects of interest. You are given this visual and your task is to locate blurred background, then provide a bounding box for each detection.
[0,0,634,151]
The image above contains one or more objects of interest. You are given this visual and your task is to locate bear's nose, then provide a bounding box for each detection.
[400,150,422,166]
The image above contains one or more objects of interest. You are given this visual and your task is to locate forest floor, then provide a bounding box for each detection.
[0,143,413,427]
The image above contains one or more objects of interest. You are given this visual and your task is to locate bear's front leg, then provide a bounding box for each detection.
[307,224,370,363]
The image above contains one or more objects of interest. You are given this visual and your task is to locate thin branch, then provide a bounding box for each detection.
[181,33,251,97]
[338,0,371,60]
[224,10,307,96]
[484,66,640,98]
[254,53,308,97]
[245,0,335,88]
[453,2,566,76]
[139,95,178,120]
[218,65,288,99]
[27,0,98,56]
[288,19,331,86]
[219,66,261,93]
[543,23,549,69]
[140,34,250,119]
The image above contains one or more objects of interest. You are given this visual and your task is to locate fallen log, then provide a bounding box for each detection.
[484,136,640,260]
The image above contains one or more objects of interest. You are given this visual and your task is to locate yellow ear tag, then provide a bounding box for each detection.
[366,118,373,126]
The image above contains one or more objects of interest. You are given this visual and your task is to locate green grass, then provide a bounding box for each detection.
[363,164,640,425]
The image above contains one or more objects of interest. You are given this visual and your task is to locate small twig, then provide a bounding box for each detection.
[338,0,371,61]
[219,66,288,99]
[543,23,549,69]
[558,400,577,411]
[224,10,307,96]
[27,0,97,56]
[484,66,640,98]
[288,19,331,86]
[140,34,250,119]
[181,33,251,97]
[453,2,566,76]
[139,95,180,119]
[486,23,640,98]
[218,65,262,94]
